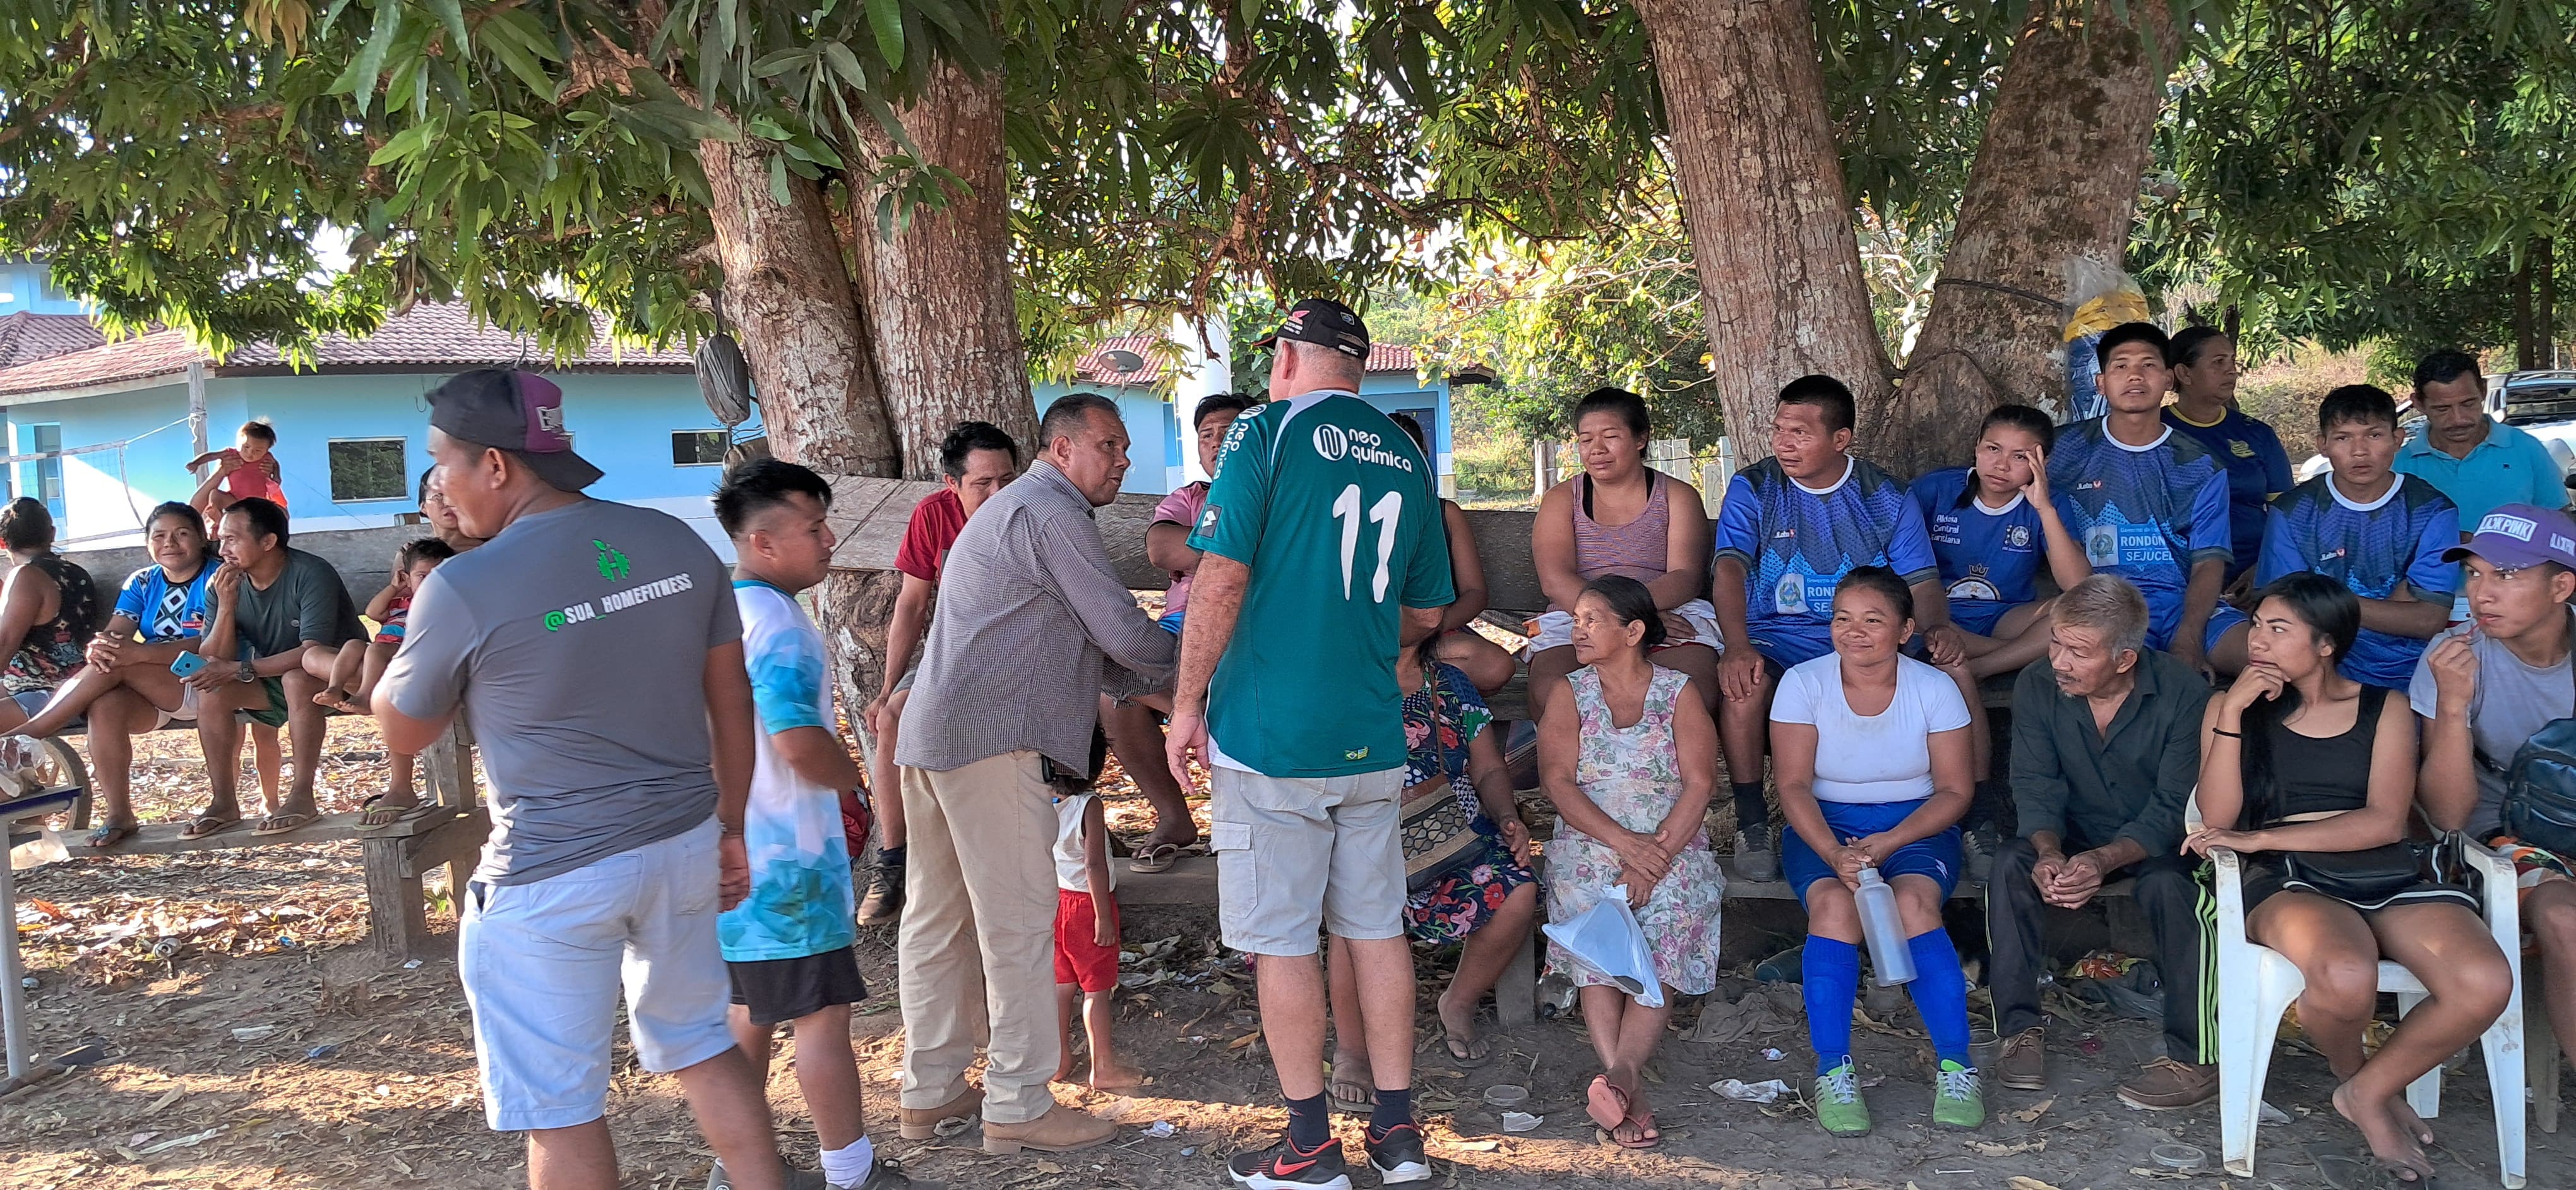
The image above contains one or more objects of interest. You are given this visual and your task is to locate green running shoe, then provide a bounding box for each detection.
[1814,1061,1871,1137]
[1932,1059,1985,1130]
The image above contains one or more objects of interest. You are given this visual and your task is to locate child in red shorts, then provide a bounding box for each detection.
[1052,786,1143,1090]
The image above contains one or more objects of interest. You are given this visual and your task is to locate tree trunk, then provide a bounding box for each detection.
[851,57,1042,477]
[2516,239,2539,372]
[1890,0,2174,476]
[2539,234,2558,370]
[700,138,908,721]
[1632,0,1892,462]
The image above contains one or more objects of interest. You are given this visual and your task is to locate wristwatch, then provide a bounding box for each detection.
[236,661,257,683]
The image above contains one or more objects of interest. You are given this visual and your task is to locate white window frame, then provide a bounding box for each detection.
[325,436,410,502]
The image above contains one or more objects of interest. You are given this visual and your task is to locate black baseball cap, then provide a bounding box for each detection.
[1252,298,1371,361]
[427,368,604,491]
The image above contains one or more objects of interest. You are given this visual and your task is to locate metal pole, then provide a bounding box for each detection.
[186,361,208,477]
[0,838,25,1079]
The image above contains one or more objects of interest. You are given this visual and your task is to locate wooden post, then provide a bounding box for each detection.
[1532,440,1557,503]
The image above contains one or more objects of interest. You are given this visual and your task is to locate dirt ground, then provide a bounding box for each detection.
[6,722,2570,1189]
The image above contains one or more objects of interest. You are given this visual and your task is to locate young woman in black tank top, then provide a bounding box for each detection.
[2185,574,2508,1183]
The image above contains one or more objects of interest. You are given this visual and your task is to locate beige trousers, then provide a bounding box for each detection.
[895,750,1063,1123]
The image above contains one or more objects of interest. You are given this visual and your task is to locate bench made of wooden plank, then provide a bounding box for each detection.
[35,716,485,962]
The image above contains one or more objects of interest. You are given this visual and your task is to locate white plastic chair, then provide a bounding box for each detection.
[2209,832,2526,1186]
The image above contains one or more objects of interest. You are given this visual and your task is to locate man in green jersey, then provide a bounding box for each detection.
[1168,299,1453,1189]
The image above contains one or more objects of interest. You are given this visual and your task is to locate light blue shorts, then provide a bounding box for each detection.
[460,817,734,1131]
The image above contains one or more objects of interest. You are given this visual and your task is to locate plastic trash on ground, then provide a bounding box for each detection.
[9,825,67,870]
[1540,884,1664,1008]
[1500,1112,1543,1133]
[1713,1078,1794,1103]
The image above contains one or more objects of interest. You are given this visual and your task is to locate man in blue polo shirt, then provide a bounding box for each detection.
[2258,384,2459,687]
[1713,373,1959,881]
[2397,349,2570,523]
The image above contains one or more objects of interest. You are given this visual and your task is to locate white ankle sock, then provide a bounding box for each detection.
[820,1135,874,1187]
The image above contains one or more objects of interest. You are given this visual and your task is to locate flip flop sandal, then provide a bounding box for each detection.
[179,814,243,840]
[85,822,136,848]
[1586,1075,1633,1132]
[1326,1058,1378,1115]
[1442,1028,1494,1069]
[252,810,318,837]
[1607,1112,1661,1150]
[1130,842,1182,874]
[354,795,430,832]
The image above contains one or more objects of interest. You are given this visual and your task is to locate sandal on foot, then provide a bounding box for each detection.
[1130,841,1182,874]
[252,810,318,836]
[1441,1028,1494,1069]
[1585,1075,1633,1132]
[1607,1111,1660,1150]
[355,795,429,832]
[1327,1057,1377,1115]
[179,814,243,839]
[85,821,137,848]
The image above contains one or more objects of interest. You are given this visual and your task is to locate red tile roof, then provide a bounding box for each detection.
[1068,334,1418,385]
[0,302,692,399]
[0,312,106,370]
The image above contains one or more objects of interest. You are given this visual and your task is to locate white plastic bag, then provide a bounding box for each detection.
[9,825,66,870]
[1541,884,1665,1008]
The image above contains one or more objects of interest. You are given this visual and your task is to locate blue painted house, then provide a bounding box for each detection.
[1038,334,1463,495]
[0,303,739,550]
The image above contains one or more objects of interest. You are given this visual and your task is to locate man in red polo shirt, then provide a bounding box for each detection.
[860,420,1021,925]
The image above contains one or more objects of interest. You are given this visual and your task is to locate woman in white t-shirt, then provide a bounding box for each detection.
[1769,566,1981,1137]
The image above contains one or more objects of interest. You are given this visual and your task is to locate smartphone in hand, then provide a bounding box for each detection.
[169,651,208,679]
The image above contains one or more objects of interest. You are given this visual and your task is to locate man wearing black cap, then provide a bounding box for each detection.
[374,370,805,1190]
[1167,299,1452,1187]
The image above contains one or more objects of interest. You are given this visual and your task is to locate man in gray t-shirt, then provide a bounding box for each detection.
[374,369,799,1190]
[189,495,366,835]
[2412,503,2576,1087]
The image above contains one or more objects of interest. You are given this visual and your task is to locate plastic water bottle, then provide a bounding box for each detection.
[1854,865,1916,987]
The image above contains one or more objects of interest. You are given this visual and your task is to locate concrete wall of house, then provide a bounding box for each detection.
[0,261,85,316]
[6,369,748,556]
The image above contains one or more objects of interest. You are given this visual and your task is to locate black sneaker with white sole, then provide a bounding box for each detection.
[1364,1123,1433,1185]
[1226,1136,1352,1189]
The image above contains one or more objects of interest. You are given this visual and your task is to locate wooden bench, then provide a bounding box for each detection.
[825,476,2053,1023]
[38,715,485,962]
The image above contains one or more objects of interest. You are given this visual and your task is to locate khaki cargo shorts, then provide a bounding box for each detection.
[1208,766,1407,956]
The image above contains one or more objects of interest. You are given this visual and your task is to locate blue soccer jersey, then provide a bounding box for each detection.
[1715,456,1938,666]
[2257,473,2460,687]
[2164,406,2294,580]
[2047,419,2232,624]
[1911,466,2078,634]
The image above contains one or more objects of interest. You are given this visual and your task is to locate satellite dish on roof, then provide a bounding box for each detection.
[1102,349,1147,375]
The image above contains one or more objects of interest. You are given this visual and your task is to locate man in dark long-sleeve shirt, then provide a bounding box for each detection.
[1989,576,2217,1111]
[893,395,1176,1158]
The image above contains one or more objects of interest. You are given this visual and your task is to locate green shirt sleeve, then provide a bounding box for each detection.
[1190,409,1273,565]
[2008,662,2072,840]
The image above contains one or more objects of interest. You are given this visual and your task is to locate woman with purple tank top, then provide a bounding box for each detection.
[1527,388,1723,711]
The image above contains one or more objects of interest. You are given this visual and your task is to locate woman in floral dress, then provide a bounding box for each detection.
[1538,575,1725,1150]
[1327,633,1539,1108]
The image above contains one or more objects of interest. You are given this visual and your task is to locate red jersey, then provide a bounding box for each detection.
[893,488,967,582]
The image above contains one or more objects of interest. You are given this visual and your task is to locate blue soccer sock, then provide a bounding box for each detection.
[1905,929,1974,1067]
[1803,935,1860,1073]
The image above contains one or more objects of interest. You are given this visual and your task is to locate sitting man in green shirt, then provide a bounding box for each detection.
[189,496,365,838]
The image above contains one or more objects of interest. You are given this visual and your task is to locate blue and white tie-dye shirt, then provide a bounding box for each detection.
[1714,455,1939,667]
[718,580,856,963]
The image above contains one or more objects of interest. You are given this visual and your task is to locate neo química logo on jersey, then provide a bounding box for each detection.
[1311,423,1414,472]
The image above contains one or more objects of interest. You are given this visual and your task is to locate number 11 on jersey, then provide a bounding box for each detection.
[1330,483,1403,602]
